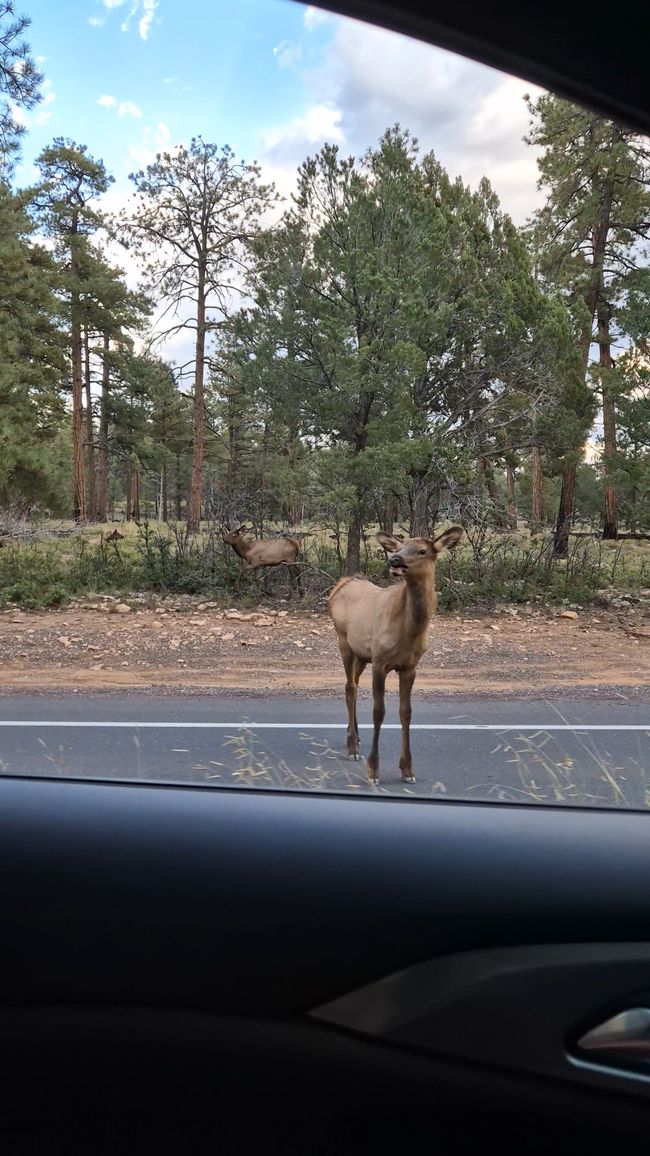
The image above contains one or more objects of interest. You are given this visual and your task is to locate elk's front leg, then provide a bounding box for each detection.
[367,665,386,784]
[398,667,417,783]
[342,648,365,759]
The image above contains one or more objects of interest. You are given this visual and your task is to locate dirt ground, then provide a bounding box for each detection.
[1,593,649,698]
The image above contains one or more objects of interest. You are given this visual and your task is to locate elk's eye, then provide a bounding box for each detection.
[419,549,426,555]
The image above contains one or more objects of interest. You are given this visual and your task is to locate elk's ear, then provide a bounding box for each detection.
[431,525,463,554]
[376,531,402,553]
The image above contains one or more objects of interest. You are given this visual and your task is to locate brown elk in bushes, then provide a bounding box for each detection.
[223,523,302,597]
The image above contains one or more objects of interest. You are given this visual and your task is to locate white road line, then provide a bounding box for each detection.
[0,721,647,731]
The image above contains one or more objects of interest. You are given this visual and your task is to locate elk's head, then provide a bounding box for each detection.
[223,522,251,545]
[376,526,463,579]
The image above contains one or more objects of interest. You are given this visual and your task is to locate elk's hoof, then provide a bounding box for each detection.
[402,774,416,784]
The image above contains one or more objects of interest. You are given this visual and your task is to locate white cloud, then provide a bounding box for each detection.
[163,76,177,84]
[118,100,143,118]
[304,6,329,30]
[263,14,545,223]
[87,15,105,26]
[101,0,127,7]
[138,0,158,40]
[129,120,171,168]
[263,103,344,165]
[273,40,301,70]
[119,0,138,32]
[97,94,143,117]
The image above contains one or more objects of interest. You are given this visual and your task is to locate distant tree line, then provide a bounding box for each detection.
[1,5,649,571]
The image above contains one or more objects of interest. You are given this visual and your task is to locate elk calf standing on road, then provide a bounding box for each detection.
[328,527,463,783]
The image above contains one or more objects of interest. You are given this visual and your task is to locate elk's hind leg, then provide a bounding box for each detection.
[398,667,417,783]
[342,646,366,759]
[288,563,302,600]
[366,664,387,784]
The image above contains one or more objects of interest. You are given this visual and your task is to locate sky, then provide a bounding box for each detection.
[17,0,545,222]
[14,0,547,375]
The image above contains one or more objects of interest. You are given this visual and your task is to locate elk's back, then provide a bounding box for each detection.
[328,576,384,661]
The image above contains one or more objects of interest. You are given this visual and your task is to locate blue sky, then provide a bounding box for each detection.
[18,0,331,183]
[16,0,545,224]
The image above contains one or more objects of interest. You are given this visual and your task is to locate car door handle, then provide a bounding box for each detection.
[577,1009,650,1065]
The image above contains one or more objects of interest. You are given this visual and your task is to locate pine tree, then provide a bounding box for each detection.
[32,140,113,521]
[0,183,66,512]
[526,95,650,552]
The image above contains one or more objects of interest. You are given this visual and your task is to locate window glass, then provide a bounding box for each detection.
[1,0,648,807]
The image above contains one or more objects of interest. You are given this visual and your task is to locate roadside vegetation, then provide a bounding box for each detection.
[1,516,649,610]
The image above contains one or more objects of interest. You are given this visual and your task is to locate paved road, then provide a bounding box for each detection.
[0,693,649,808]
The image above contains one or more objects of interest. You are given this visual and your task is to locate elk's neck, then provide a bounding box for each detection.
[231,537,252,560]
[403,573,436,634]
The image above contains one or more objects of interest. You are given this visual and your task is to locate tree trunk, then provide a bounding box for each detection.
[96,332,110,523]
[131,462,141,522]
[83,326,96,521]
[599,308,617,539]
[161,461,168,523]
[125,461,132,522]
[553,178,614,557]
[505,465,517,530]
[346,500,363,575]
[70,214,85,522]
[479,457,507,527]
[187,265,206,533]
[409,472,430,537]
[381,494,398,535]
[553,467,576,558]
[531,446,544,525]
[173,455,180,520]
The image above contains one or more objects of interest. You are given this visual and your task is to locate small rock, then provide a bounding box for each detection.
[277,610,289,618]
[91,663,104,670]
[559,610,579,620]
[489,624,501,631]
[115,603,131,614]
[221,632,235,641]
[169,638,181,649]
[310,629,320,636]
[224,610,245,621]
[254,617,273,628]
[58,635,71,647]
[294,639,305,648]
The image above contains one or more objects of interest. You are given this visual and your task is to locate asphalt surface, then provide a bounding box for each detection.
[0,692,649,808]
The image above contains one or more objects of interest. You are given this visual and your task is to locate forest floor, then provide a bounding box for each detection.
[1,594,649,699]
